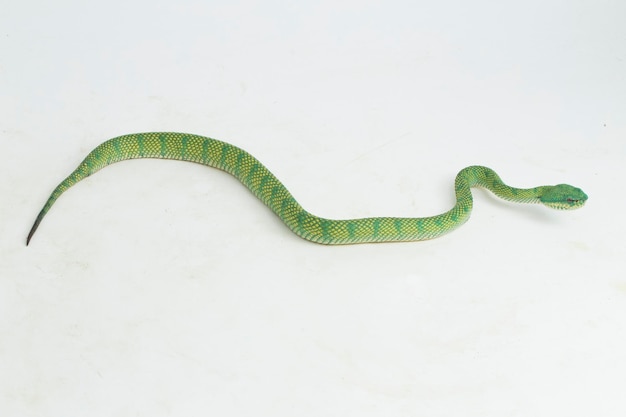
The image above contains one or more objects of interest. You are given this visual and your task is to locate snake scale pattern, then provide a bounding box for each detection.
[27,132,587,245]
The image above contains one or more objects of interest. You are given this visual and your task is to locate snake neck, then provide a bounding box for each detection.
[456,166,544,205]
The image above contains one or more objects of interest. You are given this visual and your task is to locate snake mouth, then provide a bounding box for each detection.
[542,196,587,210]
[565,197,587,209]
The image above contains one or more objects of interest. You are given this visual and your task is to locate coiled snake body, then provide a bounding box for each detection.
[27,132,587,245]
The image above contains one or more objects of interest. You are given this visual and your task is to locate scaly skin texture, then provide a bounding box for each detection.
[26,132,588,245]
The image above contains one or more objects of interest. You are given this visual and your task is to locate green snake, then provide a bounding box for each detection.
[26,132,587,245]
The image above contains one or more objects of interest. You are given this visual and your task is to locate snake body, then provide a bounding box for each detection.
[27,132,587,245]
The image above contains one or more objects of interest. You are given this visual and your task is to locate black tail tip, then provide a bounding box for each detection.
[26,225,38,246]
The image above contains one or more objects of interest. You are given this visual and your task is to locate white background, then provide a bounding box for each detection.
[2,1,625,416]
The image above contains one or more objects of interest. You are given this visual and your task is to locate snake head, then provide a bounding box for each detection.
[540,184,588,210]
